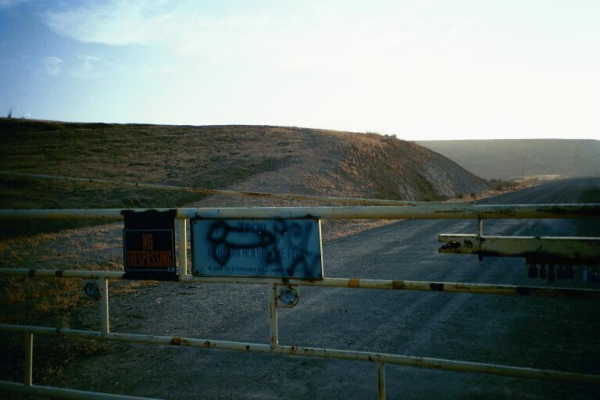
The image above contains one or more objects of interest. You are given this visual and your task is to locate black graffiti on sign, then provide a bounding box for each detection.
[205,220,321,278]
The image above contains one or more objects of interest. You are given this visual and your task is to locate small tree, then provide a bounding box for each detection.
[7,108,12,118]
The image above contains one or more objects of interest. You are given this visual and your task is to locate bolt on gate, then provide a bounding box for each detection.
[1,203,600,399]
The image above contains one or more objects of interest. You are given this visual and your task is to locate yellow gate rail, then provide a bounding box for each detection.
[3,324,600,385]
[2,268,600,299]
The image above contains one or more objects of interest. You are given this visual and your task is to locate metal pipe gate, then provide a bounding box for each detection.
[1,204,600,399]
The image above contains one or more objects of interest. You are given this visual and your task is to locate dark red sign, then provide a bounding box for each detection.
[122,210,177,280]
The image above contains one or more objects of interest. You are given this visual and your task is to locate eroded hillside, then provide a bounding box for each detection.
[0,119,488,213]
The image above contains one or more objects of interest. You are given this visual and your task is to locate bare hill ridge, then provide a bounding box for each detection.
[417,139,600,180]
[0,119,488,212]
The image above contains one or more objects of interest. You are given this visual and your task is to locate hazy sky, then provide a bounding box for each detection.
[1,0,599,140]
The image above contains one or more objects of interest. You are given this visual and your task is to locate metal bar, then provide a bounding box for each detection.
[439,234,600,264]
[1,203,599,221]
[0,269,126,279]
[1,324,599,385]
[0,380,162,400]
[175,218,188,276]
[191,204,600,219]
[0,171,424,206]
[186,277,600,298]
[377,363,386,400]
[2,269,600,298]
[270,284,279,347]
[0,325,103,336]
[0,208,127,220]
[98,278,110,335]
[24,333,33,385]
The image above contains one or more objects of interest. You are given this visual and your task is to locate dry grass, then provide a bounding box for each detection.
[1,119,488,213]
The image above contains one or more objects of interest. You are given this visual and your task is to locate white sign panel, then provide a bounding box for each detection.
[191,218,324,280]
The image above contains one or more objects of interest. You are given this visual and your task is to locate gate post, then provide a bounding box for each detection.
[377,363,386,400]
[269,284,279,347]
[24,333,33,385]
[98,278,110,335]
[176,218,188,276]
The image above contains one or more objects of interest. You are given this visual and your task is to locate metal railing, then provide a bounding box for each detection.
[1,204,600,399]
[2,203,600,220]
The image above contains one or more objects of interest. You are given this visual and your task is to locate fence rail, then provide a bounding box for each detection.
[0,380,161,400]
[3,323,600,385]
[2,268,600,299]
[1,203,600,221]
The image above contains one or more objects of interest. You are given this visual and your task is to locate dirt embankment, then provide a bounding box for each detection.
[182,129,489,209]
[1,119,487,210]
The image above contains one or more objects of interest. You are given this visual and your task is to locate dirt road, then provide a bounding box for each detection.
[53,178,600,399]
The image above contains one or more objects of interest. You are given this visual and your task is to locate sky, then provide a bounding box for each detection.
[1,0,599,140]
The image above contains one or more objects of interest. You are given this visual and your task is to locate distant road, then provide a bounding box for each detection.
[57,178,600,399]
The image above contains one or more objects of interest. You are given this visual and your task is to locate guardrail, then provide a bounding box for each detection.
[1,205,600,399]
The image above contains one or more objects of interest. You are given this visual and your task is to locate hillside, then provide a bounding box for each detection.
[416,139,600,180]
[0,118,488,214]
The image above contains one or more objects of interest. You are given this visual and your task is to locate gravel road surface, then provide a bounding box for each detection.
[57,178,600,399]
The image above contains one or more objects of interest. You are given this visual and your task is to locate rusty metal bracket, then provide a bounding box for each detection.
[277,286,300,308]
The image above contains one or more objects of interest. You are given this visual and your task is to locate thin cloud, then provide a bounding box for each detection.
[43,0,179,46]
[69,55,127,81]
[80,55,100,70]
[43,56,63,76]
[41,0,408,77]
[38,1,477,72]
[70,55,103,79]
[41,1,324,55]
